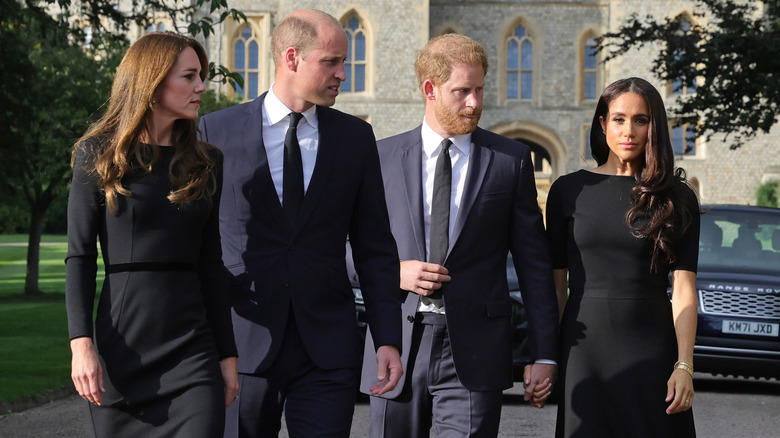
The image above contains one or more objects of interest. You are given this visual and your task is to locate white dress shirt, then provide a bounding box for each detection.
[418,119,472,314]
[262,84,319,204]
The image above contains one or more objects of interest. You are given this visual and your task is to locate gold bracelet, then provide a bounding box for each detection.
[674,360,694,377]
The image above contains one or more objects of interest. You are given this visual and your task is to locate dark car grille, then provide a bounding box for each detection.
[699,290,780,319]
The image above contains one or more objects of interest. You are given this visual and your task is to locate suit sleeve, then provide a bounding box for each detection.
[508,146,559,362]
[65,141,101,341]
[198,149,238,359]
[198,116,210,143]
[347,125,402,352]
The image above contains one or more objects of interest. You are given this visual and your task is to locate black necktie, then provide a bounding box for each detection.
[283,112,304,224]
[427,138,452,300]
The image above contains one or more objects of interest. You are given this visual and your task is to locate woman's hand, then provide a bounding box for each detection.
[665,368,694,414]
[522,364,554,408]
[70,337,104,406]
[668,269,697,415]
[221,356,239,409]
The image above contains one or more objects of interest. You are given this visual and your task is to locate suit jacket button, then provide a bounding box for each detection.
[283,280,290,288]
[407,315,415,323]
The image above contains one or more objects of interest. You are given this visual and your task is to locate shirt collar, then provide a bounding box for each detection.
[421,117,472,158]
[265,83,318,129]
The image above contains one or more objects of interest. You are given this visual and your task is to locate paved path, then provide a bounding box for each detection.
[3,377,779,437]
[0,384,557,437]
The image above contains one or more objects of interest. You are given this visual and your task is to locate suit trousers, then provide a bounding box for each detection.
[369,312,502,438]
[224,310,358,438]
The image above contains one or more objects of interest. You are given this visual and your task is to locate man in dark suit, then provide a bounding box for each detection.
[199,9,402,438]
[360,34,559,437]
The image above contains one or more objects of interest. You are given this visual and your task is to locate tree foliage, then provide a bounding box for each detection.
[0,3,124,293]
[600,0,780,148]
[1,0,247,293]
[756,180,779,207]
[21,0,246,88]
[198,89,242,120]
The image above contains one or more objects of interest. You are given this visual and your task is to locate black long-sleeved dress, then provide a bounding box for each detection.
[546,170,698,438]
[65,140,236,437]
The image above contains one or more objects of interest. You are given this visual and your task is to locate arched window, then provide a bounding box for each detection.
[506,23,533,100]
[233,25,261,100]
[671,122,697,156]
[582,35,598,100]
[342,14,367,93]
[517,139,552,177]
[582,126,593,163]
[83,25,93,48]
[146,22,167,33]
[670,17,697,96]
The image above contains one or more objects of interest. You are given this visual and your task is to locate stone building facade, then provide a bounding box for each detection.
[138,0,778,206]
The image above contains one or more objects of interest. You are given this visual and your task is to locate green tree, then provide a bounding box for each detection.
[199,89,242,119]
[26,0,245,88]
[756,181,779,207]
[1,0,246,295]
[0,7,124,294]
[601,0,780,148]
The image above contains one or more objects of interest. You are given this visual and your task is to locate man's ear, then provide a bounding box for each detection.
[284,47,298,72]
[423,79,437,101]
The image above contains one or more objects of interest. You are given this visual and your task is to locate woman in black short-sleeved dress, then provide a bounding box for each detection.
[66,32,238,438]
[546,77,699,438]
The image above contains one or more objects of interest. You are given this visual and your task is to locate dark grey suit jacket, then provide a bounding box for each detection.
[361,126,559,397]
[199,93,401,374]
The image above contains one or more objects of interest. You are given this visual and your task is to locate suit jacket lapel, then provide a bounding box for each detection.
[246,93,288,230]
[450,128,492,252]
[401,128,426,261]
[294,106,338,237]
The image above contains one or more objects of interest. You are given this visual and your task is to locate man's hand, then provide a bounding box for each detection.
[370,345,403,396]
[400,260,450,296]
[523,362,556,408]
[220,356,239,409]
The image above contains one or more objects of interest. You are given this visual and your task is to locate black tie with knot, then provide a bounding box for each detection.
[427,138,452,300]
[283,112,304,224]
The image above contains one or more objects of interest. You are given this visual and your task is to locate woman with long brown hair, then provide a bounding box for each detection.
[66,32,237,437]
[547,77,699,437]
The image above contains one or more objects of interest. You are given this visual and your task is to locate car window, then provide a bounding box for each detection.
[699,208,780,277]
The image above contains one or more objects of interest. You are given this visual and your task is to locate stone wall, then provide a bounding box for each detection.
[188,0,777,205]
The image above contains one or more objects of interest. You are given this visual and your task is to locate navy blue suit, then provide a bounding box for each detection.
[199,93,401,437]
[361,126,558,398]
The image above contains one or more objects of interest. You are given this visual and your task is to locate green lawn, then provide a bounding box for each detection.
[0,238,70,296]
[0,234,101,406]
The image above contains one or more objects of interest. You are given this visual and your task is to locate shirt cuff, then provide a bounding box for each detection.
[534,359,557,365]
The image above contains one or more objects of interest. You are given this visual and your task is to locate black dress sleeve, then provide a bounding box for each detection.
[671,185,701,273]
[546,176,569,270]
[198,148,238,359]
[65,140,102,341]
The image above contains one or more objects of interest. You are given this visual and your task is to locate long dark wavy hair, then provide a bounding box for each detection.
[590,77,699,270]
[72,32,218,213]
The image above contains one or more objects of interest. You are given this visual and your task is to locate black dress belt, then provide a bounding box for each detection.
[105,262,196,274]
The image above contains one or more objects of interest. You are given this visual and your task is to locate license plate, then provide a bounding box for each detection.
[722,320,780,337]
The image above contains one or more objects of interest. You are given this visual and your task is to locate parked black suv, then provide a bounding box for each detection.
[693,204,780,379]
[352,205,780,380]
